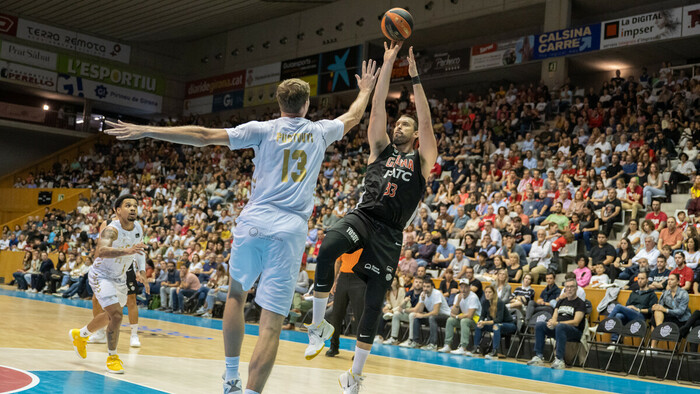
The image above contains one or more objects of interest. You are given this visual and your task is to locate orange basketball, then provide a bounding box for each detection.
[381,8,413,41]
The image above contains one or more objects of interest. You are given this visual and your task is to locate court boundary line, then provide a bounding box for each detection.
[1,288,696,394]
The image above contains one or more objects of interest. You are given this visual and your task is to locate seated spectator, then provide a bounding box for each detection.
[589,232,618,279]
[574,256,592,287]
[650,273,690,348]
[525,272,561,322]
[439,269,459,306]
[607,271,657,347]
[385,277,424,346]
[398,250,418,282]
[670,250,694,291]
[621,177,643,220]
[577,204,600,251]
[158,261,181,312]
[471,284,516,359]
[600,187,622,237]
[506,273,535,321]
[499,233,528,268]
[658,217,684,252]
[415,233,438,267]
[172,263,201,314]
[588,263,610,288]
[505,253,523,283]
[60,256,90,299]
[527,277,586,369]
[643,165,666,209]
[541,202,570,231]
[403,276,451,350]
[440,279,481,354]
[523,229,552,283]
[613,238,636,279]
[668,152,696,194]
[648,256,671,291]
[431,237,455,269]
[195,264,230,319]
[376,277,406,341]
[12,251,32,291]
[494,269,513,304]
[629,235,660,274]
[644,200,667,231]
[446,248,469,279]
[462,266,483,299]
[30,251,54,293]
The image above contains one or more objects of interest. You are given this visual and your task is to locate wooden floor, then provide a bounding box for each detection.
[0,288,692,393]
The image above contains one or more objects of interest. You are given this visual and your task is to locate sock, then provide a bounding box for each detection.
[79,326,92,338]
[130,324,139,336]
[244,390,260,394]
[312,297,328,325]
[351,346,370,376]
[225,356,240,381]
[108,348,118,356]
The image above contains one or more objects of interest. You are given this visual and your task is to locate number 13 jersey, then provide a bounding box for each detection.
[355,144,426,230]
[226,117,343,222]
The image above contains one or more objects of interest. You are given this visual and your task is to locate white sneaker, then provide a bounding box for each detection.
[130,335,141,348]
[551,358,566,370]
[606,345,616,351]
[527,355,544,366]
[339,369,365,394]
[304,320,334,360]
[373,335,383,344]
[450,347,467,355]
[438,344,452,353]
[88,330,106,344]
[383,312,393,320]
[399,339,417,348]
[421,343,437,351]
[382,337,397,345]
[222,377,242,393]
[202,312,212,318]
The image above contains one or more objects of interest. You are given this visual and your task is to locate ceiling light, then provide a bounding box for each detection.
[336,23,344,31]
[297,32,305,40]
[425,1,433,10]
[262,41,271,49]
[231,48,239,56]
[316,28,324,36]
[42,104,49,111]
[356,18,364,26]
[280,36,288,45]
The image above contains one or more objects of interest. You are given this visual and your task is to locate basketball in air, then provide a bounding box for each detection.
[381,8,413,41]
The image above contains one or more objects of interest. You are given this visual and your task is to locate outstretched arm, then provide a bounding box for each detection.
[95,226,146,259]
[407,46,437,179]
[105,121,229,147]
[337,59,380,135]
[368,41,402,161]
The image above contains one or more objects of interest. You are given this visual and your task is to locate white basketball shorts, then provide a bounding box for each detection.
[89,271,128,308]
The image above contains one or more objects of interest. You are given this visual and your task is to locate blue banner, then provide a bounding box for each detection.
[533,24,600,59]
[212,89,244,112]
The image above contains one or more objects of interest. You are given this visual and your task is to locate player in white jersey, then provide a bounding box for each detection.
[69,194,149,374]
[105,60,379,394]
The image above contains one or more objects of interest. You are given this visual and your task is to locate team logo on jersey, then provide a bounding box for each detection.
[249,227,259,237]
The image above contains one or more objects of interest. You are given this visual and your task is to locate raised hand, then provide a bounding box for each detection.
[356,59,380,92]
[407,46,418,77]
[383,41,403,62]
[104,120,148,140]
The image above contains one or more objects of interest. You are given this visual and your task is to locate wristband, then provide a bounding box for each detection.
[411,76,421,85]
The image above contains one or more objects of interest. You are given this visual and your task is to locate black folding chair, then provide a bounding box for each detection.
[676,326,700,385]
[607,319,648,376]
[637,322,680,380]
[514,311,552,361]
[582,317,622,372]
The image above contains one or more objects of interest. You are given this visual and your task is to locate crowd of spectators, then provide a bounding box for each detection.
[3,62,700,371]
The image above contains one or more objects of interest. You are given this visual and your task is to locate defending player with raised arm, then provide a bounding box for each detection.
[106,62,380,394]
[305,42,437,393]
[69,195,147,374]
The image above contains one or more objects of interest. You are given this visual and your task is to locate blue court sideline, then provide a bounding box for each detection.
[1,288,696,394]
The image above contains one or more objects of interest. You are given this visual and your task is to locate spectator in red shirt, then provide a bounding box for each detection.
[670,251,693,291]
[307,229,325,263]
[644,200,667,230]
[621,177,643,220]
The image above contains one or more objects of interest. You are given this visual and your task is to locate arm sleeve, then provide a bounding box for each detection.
[316,119,344,148]
[226,121,263,150]
[667,291,689,317]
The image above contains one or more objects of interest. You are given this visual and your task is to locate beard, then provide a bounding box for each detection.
[393,133,413,146]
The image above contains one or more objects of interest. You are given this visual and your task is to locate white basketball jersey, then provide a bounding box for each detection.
[226,117,344,221]
[91,220,144,279]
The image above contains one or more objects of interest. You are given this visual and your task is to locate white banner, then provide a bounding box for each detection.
[600,7,683,49]
[470,37,532,71]
[682,4,700,37]
[0,40,56,69]
[16,18,130,63]
[0,60,56,90]
[183,95,213,116]
[245,62,280,88]
[57,74,161,113]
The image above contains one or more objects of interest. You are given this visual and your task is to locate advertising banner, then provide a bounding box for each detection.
[420,48,470,76]
[57,74,162,113]
[281,54,319,79]
[14,18,130,63]
[533,24,600,59]
[601,7,683,49]
[57,55,164,95]
[299,74,318,97]
[470,36,534,71]
[245,62,281,88]
[0,60,56,90]
[185,70,245,99]
[682,4,700,37]
[318,45,362,94]
[0,40,56,69]
[183,95,213,116]
[0,102,45,123]
[212,90,244,112]
[244,82,277,107]
[391,56,410,83]
[0,13,18,36]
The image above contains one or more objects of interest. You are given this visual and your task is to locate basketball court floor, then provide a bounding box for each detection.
[0,286,695,394]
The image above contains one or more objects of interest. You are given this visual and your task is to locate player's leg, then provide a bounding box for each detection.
[245,308,285,392]
[339,278,385,391]
[126,294,140,347]
[222,279,248,390]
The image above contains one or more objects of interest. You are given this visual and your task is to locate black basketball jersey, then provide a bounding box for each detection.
[355,144,426,230]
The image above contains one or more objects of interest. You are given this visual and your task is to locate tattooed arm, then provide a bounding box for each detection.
[95,226,146,259]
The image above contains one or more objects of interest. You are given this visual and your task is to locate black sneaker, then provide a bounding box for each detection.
[325,347,339,357]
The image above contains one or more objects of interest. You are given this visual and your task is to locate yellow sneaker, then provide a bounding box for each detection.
[69,329,88,359]
[106,355,124,374]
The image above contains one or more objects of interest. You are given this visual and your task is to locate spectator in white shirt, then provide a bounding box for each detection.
[523,229,552,283]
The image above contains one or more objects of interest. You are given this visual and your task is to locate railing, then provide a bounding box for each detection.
[0,101,105,133]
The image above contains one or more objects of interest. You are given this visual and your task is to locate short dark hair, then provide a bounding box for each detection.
[399,113,419,131]
[114,194,138,210]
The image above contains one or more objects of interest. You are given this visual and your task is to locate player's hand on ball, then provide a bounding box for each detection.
[407,46,418,77]
[127,243,148,255]
[383,41,403,61]
[104,120,147,140]
[356,59,380,93]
